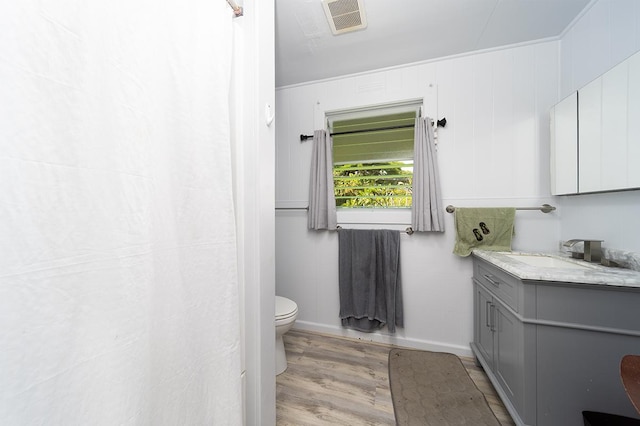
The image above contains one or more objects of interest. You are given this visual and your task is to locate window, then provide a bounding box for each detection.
[332,111,416,208]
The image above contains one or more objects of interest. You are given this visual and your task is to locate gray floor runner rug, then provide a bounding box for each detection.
[389,349,501,426]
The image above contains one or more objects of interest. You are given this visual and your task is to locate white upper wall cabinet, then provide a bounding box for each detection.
[552,49,640,195]
[550,92,578,195]
[628,52,640,189]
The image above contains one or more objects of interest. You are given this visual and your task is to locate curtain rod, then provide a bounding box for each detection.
[445,204,556,214]
[226,0,243,16]
[300,117,447,141]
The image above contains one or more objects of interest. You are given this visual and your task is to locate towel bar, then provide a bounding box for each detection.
[445,204,556,214]
[336,226,414,235]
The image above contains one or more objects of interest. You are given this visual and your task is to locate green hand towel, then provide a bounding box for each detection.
[453,208,516,257]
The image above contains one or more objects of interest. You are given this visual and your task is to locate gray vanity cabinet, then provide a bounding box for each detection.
[534,284,640,425]
[473,259,535,425]
[472,255,640,426]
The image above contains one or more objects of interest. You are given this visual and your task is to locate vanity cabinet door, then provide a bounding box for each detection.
[494,303,523,415]
[473,272,531,425]
[474,283,523,414]
[474,283,494,364]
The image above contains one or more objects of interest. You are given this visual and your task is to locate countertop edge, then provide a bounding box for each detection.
[472,250,640,288]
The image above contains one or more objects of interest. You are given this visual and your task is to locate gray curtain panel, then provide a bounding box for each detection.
[307,130,337,230]
[412,117,445,232]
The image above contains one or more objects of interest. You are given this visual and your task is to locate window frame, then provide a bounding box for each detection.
[324,99,424,227]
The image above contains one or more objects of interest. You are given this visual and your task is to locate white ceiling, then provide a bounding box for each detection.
[275,0,592,87]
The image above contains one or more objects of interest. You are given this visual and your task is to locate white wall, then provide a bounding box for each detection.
[275,42,561,356]
[557,0,640,253]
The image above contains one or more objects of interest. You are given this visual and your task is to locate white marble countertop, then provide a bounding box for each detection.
[472,250,640,288]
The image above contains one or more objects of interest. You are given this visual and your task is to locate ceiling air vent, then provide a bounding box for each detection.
[322,0,367,35]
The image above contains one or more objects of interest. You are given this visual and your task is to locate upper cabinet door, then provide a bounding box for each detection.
[628,52,640,189]
[578,76,603,193]
[550,92,578,195]
[601,62,629,191]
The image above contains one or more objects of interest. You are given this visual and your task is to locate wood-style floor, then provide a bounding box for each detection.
[276,329,515,426]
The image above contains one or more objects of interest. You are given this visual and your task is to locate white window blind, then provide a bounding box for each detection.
[332,111,416,208]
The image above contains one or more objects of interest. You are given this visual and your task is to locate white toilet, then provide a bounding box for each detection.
[275,296,298,375]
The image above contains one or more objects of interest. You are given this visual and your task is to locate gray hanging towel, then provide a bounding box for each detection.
[338,229,403,333]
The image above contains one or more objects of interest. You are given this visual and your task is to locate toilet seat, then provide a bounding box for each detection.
[276,296,298,322]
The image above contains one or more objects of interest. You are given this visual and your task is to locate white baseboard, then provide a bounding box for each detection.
[293,320,473,358]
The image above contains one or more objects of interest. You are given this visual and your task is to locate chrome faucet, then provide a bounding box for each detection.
[563,239,603,263]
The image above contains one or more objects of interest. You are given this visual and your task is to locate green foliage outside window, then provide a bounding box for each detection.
[333,162,412,207]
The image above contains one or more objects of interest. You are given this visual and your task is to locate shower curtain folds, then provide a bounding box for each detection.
[0,1,242,424]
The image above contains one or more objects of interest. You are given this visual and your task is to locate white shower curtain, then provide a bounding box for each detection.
[0,1,241,425]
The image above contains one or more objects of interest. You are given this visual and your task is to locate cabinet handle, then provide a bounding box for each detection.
[489,304,496,332]
[486,301,492,328]
[483,274,500,287]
